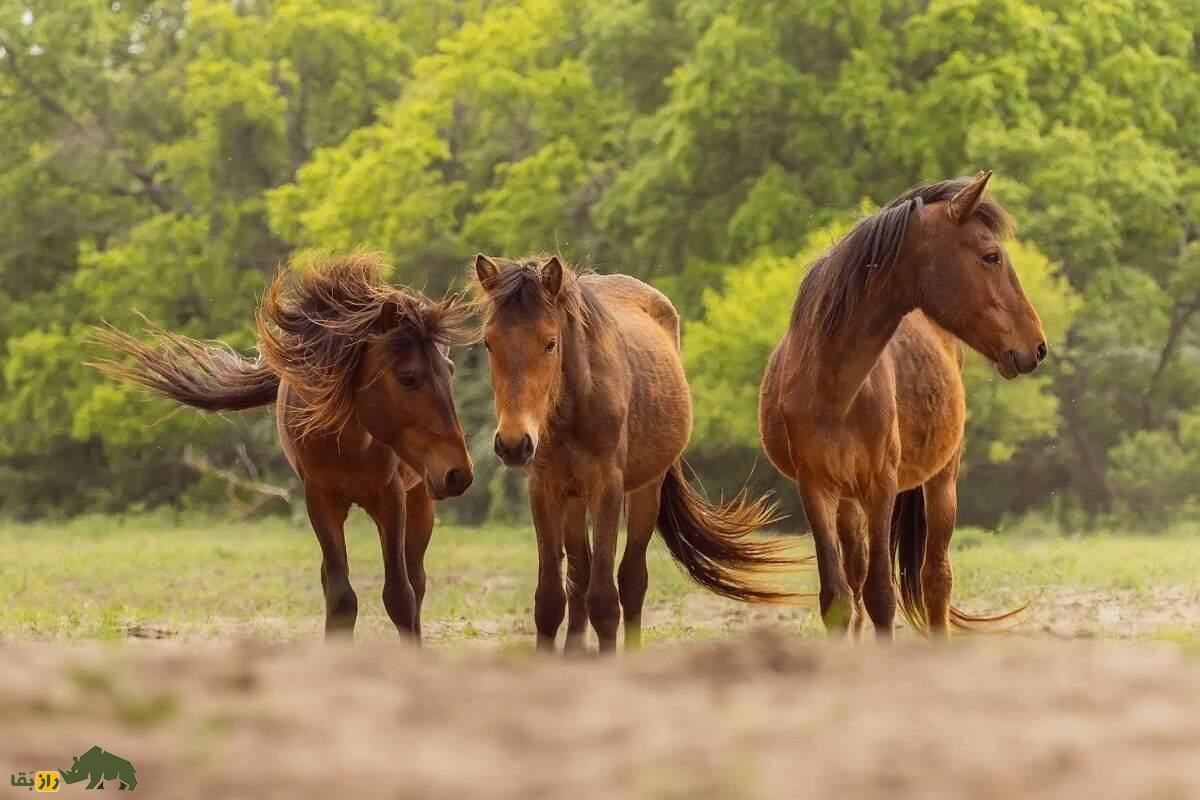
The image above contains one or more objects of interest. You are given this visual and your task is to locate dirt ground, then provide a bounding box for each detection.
[2,631,1198,800]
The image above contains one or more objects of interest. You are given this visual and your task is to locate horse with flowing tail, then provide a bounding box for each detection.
[92,253,474,641]
[759,172,1046,640]
[472,254,797,654]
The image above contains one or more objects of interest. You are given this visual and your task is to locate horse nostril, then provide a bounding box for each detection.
[493,433,504,458]
[444,468,471,495]
[520,433,534,461]
[1035,342,1048,363]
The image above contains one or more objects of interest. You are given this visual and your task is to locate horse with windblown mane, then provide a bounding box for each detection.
[92,253,474,641]
[760,171,1046,639]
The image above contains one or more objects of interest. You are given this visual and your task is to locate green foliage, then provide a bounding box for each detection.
[2,0,1199,525]
[1107,408,1200,522]
[685,222,851,448]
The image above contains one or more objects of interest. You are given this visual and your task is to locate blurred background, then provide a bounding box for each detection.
[1,0,1197,533]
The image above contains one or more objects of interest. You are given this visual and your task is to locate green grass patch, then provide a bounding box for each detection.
[2,515,1198,646]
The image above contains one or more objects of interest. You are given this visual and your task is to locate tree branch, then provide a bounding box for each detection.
[1141,227,1200,426]
[1,40,178,213]
[183,446,293,515]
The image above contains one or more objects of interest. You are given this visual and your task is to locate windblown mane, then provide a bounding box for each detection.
[257,252,471,437]
[789,177,1016,339]
[471,256,613,333]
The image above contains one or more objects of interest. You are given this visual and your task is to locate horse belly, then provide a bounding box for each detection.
[891,321,965,489]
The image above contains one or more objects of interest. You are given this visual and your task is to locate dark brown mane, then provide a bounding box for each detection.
[789,176,1016,339]
[258,251,471,436]
[471,256,613,333]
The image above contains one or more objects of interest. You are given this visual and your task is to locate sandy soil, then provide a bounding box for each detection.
[2,631,1199,799]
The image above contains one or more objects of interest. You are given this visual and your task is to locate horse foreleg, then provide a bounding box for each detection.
[836,499,868,639]
[586,473,624,653]
[562,497,591,654]
[921,455,960,638]
[367,479,418,640]
[618,479,661,651]
[796,482,853,635]
[403,482,436,643]
[305,487,357,639]
[862,477,900,641]
[530,482,567,653]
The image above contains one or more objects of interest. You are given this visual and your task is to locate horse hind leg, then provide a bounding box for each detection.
[837,499,868,639]
[562,498,591,654]
[921,458,960,638]
[305,486,358,638]
[618,480,661,651]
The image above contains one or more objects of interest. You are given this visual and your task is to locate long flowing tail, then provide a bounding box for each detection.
[891,486,1026,633]
[89,322,279,411]
[655,462,798,602]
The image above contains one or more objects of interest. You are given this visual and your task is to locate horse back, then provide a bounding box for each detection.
[583,273,681,349]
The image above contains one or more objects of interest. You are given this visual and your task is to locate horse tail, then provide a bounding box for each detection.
[891,486,1026,634]
[655,462,798,603]
[89,321,279,412]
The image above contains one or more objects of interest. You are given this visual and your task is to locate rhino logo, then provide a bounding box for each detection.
[58,747,137,791]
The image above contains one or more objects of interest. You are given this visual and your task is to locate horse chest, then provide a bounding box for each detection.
[894,350,965,488]
[290,429,399,501]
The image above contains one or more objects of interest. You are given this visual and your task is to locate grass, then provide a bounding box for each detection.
[2,513,1199,646]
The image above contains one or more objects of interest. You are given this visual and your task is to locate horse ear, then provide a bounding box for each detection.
[375,299,400,332]
[474,253,500,287]
[947,170,993,225]
[541,256,563,298]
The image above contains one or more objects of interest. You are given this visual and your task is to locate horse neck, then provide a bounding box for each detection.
[796,264,915,416]
[545,310,597,438]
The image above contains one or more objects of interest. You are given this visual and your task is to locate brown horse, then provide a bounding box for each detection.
[92,253,474,640]
[759,172,1047,640]
[472,254,794,653]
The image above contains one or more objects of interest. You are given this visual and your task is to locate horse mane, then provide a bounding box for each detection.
[257,251,471,437]
[789,176,1016,339]
[471,255,614,333]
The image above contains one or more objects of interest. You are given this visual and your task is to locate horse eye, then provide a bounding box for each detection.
[399,374,418,390]
[545,339,557,353]
[983,253,1001,265]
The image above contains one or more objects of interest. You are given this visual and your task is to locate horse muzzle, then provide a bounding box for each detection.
[426,466,473,500]
[494,431,535,467]
[998,342,1047,379]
